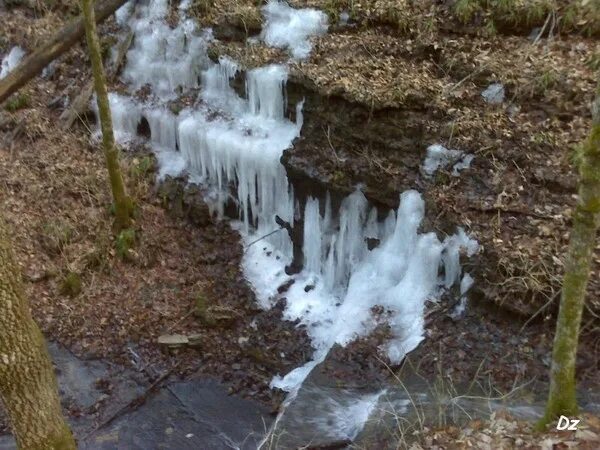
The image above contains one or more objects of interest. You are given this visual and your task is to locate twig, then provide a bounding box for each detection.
[324,125,344,164]
[445,63,489,95]
[165,308,196,333]
[532,12,552,46]
[82,362,180,440]
[519,291,559,333]
[467,205,553,220]
[244,228,284,251]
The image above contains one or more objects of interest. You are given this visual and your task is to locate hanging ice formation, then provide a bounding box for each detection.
[106,0,478,392]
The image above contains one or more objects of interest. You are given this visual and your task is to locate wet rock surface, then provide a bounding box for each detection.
[83,379,271,450]
[0,344,271,450]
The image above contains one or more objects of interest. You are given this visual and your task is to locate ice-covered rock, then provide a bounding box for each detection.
[482,82,505,105]
[97,0,478,395]
[0,46,25,79]
[261,0,329,59]
[423,144,474,177]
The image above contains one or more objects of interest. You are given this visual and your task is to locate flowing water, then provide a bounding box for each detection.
[101,0,479,443]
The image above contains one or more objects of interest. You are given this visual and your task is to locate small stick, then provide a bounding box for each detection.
[244,228,284,251]
[82,361,180,441]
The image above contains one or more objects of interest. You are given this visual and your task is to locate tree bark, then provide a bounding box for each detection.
[539,84,600,427]
[0,218,77,450]
[0,0,128,104]
[81,0,133,232]
[60,30,133,130]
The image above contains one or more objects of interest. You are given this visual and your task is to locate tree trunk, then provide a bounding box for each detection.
[0,0,128,105]
[0,218,77,450]
[81,0,132,232]
[539,84,600,427]
[60,30,133,130]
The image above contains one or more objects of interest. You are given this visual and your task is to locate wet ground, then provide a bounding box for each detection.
[0,343,271,450]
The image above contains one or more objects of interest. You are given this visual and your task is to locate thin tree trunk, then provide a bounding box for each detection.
[539,84,600,427]
[0,0,128,104]
[0,218,77,450]
[81,0,132,231]
[60,30,133,130]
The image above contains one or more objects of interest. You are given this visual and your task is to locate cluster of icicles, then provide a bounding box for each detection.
[105,0,478,391]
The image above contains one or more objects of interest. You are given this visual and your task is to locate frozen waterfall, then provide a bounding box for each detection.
[104,0,478,393]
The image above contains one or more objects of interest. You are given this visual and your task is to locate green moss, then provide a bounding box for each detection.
[534,69,558,95]
[585,52,600,72]
[454,0,480,24]
[5,93,30,112]
[129,156,155,180]
[484,18,497,36]
[84,233,111,272]
[100,35,117,62]
[194,293,208,318]
[115,228,136,260]
[60,272,82,297]
[331,170,348,185]
[193,293,217,327]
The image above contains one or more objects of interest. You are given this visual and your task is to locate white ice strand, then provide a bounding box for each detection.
[145,107,178,150]
[246,65,288,120]
[123,10,209,98]
[105,93,142,143]
[442,227,479,288]
[333,190,369,288]
[303,198,322,274]
[202,56,243,110]
[384,232,443,363]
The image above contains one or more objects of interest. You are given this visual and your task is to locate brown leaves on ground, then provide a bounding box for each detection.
[411,411,600,449]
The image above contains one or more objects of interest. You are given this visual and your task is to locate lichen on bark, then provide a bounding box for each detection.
[0,218,77,449]
[81,0,133,232]
[539,83,600,428]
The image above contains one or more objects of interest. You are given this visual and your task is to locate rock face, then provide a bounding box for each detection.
[202,0,600,318]
[157,177,212,227]
[0,344,272,450]
[283,75,429,209]
[83,379,271,450]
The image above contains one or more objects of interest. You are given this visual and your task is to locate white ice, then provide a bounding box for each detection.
[423,144,474,177]
[267,191,477,390]
[100,0,479,397]
[261,0,328,59]
[0,46,25,79]
[115,0,134,26]
[482,82,505,104]
[312,390,386,441]
[122,3,210,99]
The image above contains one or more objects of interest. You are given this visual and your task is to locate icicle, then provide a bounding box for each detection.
[105,93,142,143]
[246,65,288,120]
[303,198,322,273]
[145,107,178,150]
[100,0,480,396]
